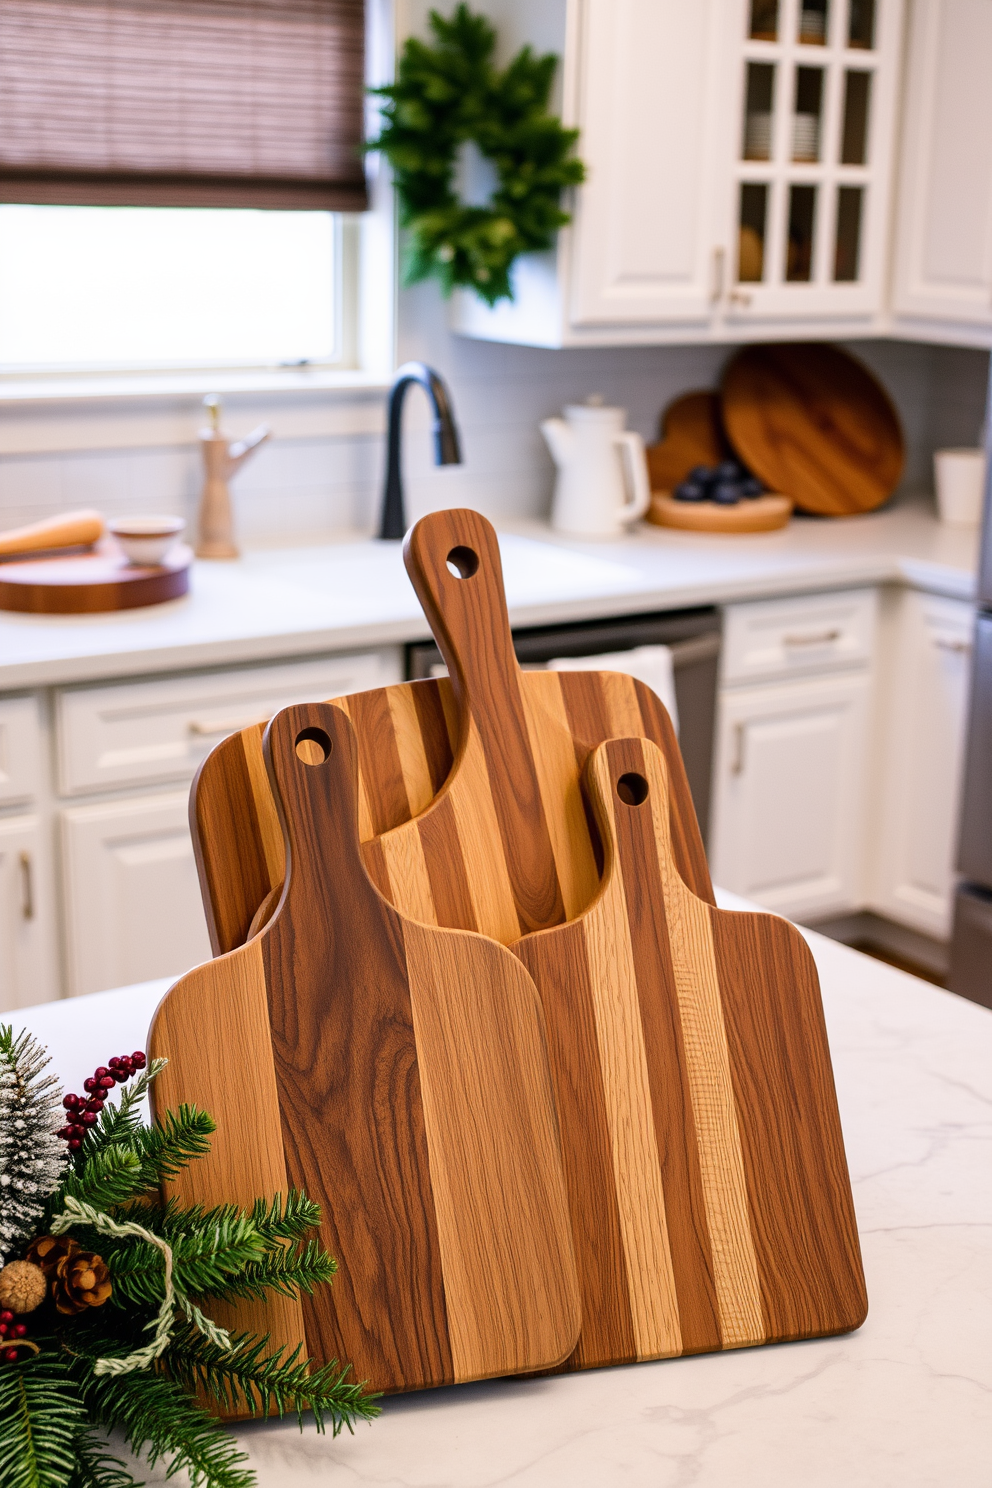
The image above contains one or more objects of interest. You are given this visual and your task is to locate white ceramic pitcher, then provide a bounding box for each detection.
[541,400,651,538]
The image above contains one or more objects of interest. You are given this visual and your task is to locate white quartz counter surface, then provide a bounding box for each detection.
[0,496,978,690]
[10,893,991,1487]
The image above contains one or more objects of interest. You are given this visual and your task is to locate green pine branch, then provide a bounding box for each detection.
[0,1355,87,1488]
[162,1324,380,1434]
[65,1431,135,1488]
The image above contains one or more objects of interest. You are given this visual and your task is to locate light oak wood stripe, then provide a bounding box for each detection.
[402,921,580,1381]
[387,683,438,820]
[241,724,286,886]
[600,670,650,739]
[441,719,523,944]
[579,837,682,1359]
[331,696,376,843]
[380,824,438,927]
[520,670,600,920]
[149,942,307,1370]
[638,744,764,1349]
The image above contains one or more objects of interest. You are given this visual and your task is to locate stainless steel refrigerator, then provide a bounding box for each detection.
[950,399,992,1008]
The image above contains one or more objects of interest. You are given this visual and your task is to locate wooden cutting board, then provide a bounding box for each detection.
[0,544,191,613]
[721,343,905,516]
[645,391,731,492]
[647,492,792,533]
[512,735,867,1371]
[192,509,713,955]
[150,701,580,1403]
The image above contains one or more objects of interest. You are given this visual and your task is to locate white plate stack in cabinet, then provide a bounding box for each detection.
[709,588,878,921]
[868,589,974,938]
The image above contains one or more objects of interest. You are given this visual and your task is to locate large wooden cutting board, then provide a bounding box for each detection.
[721,343,904,516]
[150,702,580,1404]
[192,510,713,955]
[512,735,867,1371]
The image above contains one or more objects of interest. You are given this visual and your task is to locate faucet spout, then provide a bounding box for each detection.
[379,362,462,540]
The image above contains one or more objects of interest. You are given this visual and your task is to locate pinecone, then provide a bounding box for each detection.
[26,1234,112,1313]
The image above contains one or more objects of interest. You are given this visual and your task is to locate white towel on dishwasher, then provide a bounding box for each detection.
[547,643,679,735]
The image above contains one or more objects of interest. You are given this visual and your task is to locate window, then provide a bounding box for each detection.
[0,205,345,372]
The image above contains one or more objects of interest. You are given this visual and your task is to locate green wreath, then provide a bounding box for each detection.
[369,5,585,307]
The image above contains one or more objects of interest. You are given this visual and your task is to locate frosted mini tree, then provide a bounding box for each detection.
[0,1028,65,1261]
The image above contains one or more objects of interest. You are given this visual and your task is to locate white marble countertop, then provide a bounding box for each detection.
[0,496,978,691]
[9,892,991,1487]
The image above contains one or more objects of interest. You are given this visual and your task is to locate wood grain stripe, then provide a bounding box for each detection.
[149,942,307,1376]
[349,687,412,835]
[241,723,285,887]
[633,742,764,1349]
[631,680,715,906]
[520,670,600,921]
[410,679,455,796]
[403,921,580,1381]
[328,696,375,843]
[599,671,647,739]
[380,821,438,927]
[416,797,478,935]
[580,844,682,1359]
[387,683,438,821]
[444,721,523,943]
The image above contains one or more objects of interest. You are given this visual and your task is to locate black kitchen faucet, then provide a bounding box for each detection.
[378,362,462,540]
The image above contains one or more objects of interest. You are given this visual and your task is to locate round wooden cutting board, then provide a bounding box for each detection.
[647,492,792,533]
[721,343,905,516]
[0,544,191,614]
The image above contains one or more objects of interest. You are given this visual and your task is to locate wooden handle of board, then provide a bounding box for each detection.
[403,508,566,935]
[0,509,104,559]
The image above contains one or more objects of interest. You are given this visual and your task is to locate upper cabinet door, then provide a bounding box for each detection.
[567,0,727,327]
[720,0,904,325]
[892,0,992,340]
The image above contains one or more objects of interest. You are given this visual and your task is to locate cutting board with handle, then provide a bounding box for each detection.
[192,508,713,955]
[511,734,867,1372]
[150,701,580,1402]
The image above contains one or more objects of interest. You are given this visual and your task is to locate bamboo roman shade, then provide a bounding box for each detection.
[0,1,367,210]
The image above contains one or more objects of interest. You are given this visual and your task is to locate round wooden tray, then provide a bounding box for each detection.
[647,493,792,533]
[0,544,192,614]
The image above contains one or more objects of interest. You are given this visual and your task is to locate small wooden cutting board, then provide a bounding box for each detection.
[512,735,867,1371]
[150,702,580,1401]
[192,510,713,954]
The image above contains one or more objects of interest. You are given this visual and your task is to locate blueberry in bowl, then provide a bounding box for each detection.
[673,479,707,502]
[712,481,742,505]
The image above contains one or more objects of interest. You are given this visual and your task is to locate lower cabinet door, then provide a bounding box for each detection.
[0,814,60,1012]
[709,670,872,920]
[61,791,211,999]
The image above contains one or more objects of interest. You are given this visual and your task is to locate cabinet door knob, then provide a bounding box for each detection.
[19,850,34,921]
[731,721,747,776]
[933,637,971,655]
[711,246,726,304]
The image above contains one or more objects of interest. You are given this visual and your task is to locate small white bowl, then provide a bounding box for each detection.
[109,515,186,566]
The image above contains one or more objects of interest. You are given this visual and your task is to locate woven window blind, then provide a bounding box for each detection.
[0,0,367,210]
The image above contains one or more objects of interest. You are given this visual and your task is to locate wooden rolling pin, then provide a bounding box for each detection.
[0,509,104,560]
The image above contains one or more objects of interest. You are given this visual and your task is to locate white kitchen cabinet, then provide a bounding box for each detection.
[870,591,974,937]
[710,669,873,918]
[452,0,904,346]
[60,791,212,1000]
[0,814,60,1012]
[891,0,992,345]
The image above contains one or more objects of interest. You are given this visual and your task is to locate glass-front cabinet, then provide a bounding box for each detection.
[723,0,902,322]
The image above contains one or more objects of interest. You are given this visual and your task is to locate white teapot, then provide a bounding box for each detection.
[541,399,651,538]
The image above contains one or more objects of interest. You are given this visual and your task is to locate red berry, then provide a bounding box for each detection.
[108,1056,122,1068]
[0,1313,13,1325]
[83,1077,98,1094]
[0,1325,8,1338]
[80,1112,97,1127]
[4,1348,17,1363]
[97,1077,113,1091]
[13,1325,26,1339]
[95,1066,109,1078]
[63,1094,79,1110]
[132,1051,147,1068]
[68,1138,82,1151]
[86,1099,104,1114]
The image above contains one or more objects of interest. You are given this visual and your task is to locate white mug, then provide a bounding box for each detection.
[540,402,651,538]
[934,448,987,527]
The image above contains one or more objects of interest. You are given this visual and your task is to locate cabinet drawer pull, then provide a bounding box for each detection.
[782,628,842,648]
[711,246,725,304]
[188,717,267,738]
[19,850,33,921]
[933,637,971,655]
[731,721,747,775]
[728,289,752,307]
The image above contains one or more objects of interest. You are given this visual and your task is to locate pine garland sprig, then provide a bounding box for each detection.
[0,1354,87,1488]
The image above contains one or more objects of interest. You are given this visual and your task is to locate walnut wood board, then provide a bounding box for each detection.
[646,391,731,492]
[511,735,867,1373]
[0,543,191,613]
[647,492,793,533]
[192,509,713,957]
[150,701,580,1407]
[721,343,905,516]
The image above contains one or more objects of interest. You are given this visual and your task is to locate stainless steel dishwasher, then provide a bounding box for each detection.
[406,606,722,847]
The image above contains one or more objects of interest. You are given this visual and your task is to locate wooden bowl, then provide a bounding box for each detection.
[647,492,793,533]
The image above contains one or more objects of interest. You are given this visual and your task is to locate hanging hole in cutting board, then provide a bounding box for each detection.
[295,727,332,765]
[446,545,479,579]
[616,772,649,806]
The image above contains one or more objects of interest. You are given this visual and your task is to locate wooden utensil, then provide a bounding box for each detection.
[191,509,713,956]
[150,701,580,1401]
[645,391,731,492]
[0,508,104,560]
[512,734,867,1371]
[721,343,905,516]
[0,544,191,614]
[647,492,792,533]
